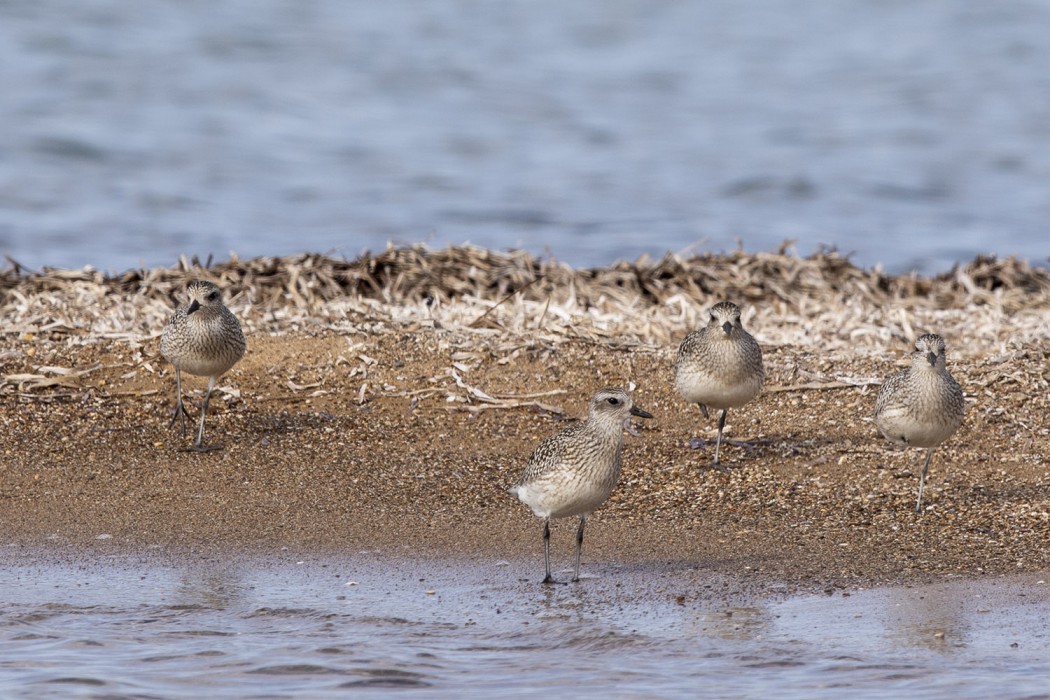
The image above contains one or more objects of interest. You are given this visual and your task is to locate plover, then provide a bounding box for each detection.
[875,333,965,512]
[510,386,652,583]
[675,301,764,466]
[160,280,246,452]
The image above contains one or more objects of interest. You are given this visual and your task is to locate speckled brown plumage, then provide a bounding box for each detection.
[875,333,965,512]
[160,280,246,451]
[510,387,652,583]
[675,301,764,466]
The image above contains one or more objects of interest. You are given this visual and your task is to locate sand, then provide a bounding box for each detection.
[1,245,1048,593]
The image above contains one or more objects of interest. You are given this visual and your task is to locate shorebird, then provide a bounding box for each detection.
[510,387,653,583]
[160,280,246,452]
[675,301,764,466]
[875,333,965,513]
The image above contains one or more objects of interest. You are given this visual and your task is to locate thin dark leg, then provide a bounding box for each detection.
[713,409,728,466]
[542,518,554,584]
[185,376,222,452]
[195,377,212,447]
[915,447,935,513]
[169,369,188,435]
[572,515,588,582]
[688,403,713,450]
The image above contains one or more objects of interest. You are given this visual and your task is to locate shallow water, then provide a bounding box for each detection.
[1,1,1049,273]
[1,552,1047,698]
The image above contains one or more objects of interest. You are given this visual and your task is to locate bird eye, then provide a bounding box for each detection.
[607,397,620,405]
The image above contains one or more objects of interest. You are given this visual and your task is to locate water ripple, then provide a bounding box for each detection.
[0,556,1047,698]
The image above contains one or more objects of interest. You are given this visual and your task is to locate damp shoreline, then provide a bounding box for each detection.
[1,549,1048,698]
[1,245,1048,593]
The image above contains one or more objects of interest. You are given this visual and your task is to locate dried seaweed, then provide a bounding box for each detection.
[1,244,1048,359]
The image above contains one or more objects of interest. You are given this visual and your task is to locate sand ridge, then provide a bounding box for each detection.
[1,246,1048,592]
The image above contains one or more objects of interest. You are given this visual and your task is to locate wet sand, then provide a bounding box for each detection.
[1,247,1048,594]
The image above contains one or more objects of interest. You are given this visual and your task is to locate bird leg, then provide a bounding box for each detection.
[572,515,588,583]
[542,518,556,584]
[915,447,935,513]
[168,369,189,436]
[687,403,715,452]
[182,376,223,452]
[713,409,728,466]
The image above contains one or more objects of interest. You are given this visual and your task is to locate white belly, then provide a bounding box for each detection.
[676,368,762,410]
[513,479,615,520]
[876,408,961,448]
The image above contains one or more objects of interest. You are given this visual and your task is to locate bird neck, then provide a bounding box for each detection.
[586,413,628,440]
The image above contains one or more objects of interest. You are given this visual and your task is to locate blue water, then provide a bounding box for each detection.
[1,554,1047,699]
[1,0,1048,273]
